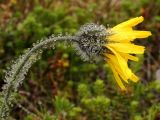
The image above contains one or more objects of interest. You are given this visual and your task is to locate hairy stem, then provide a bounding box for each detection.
[0,35,78,119]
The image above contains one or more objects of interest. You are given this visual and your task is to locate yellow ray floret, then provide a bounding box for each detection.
[108,30,151,42]
[108,62,126,90]
[119,52,139,61]
[108,16,151,43]
[105,16,152,90]
[113,16,144,30]
[106,53,139,90]
[107,43,145,54]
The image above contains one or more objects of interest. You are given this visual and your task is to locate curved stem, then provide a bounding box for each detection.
[0,35,78,119]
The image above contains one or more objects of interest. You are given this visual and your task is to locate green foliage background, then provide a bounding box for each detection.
[0,0,160,120]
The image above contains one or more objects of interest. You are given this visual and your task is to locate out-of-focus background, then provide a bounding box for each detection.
[0,0,160,120]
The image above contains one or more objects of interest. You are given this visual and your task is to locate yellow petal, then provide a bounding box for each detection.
[108,30,151,42]
[113,16,144,30]
[130,74,139,82]
[107,54,139,83]
[107,43,145,54]
[129,31,151,38]
[107,47,132,79]
[106,54,128,83]
[108,33,134,42]
[108,62,126,90]
[119,53,139,61]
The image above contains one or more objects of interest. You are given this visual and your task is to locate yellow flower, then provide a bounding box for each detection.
[104,16,151,90]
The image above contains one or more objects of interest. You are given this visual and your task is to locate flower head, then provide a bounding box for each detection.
[74,16,151,90]
[104,16,151,90]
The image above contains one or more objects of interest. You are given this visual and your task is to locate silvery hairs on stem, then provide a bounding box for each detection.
[0,23,110,119]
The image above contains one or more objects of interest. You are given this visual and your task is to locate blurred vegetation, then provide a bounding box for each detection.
[0,0,160,120]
